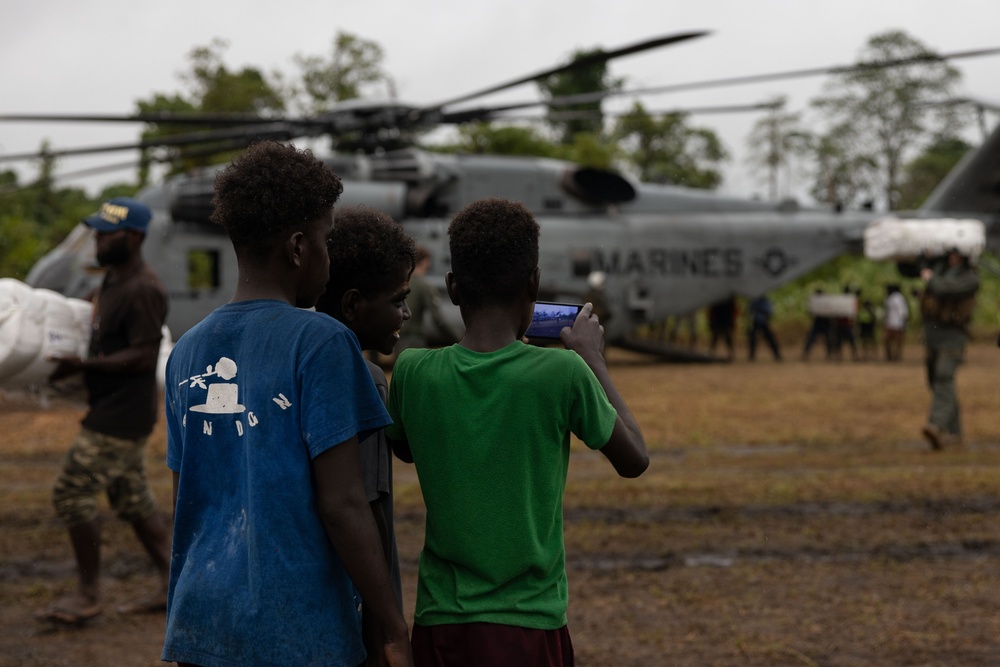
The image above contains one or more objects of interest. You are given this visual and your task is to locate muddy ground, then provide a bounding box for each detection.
[2,339,999,666]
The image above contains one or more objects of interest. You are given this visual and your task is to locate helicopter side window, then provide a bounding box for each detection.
[187,249,220,291]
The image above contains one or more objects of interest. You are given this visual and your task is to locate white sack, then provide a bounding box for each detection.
[863,217,986,263]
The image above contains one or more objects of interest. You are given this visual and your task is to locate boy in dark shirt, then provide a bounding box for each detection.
[314,205,417,663]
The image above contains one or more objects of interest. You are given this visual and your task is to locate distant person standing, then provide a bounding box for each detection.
[38,197,171,625]
[857,298,878,361]
[397,246,459,355]
[708,296,737,361]
[667,311,698,349]
[883,284,909,361]
[802,288,832,361]
[831,286,859,362]
[919,249,979,450]
[747,294,781,361]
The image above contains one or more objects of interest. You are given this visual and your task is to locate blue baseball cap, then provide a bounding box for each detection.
[83,197,152,233]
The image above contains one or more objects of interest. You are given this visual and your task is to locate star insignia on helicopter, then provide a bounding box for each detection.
[754,248,797,277]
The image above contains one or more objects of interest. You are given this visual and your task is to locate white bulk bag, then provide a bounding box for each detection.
[863,217,986,264]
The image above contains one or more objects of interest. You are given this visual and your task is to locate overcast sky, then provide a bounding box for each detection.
[2,0,999,201]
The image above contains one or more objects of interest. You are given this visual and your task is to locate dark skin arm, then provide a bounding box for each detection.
[561,302,649,478]
[313,437,413,667]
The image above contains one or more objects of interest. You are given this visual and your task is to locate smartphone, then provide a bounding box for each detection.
[525,301,584,340]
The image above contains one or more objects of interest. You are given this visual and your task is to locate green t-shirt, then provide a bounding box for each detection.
[386,341,617,629]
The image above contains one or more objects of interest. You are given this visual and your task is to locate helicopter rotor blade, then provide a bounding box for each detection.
[0,112,299,125]
[5,39,997,162]
[0,32,708,139]
[495,100,787,123]
[429,31,708,110]
[0,137,271,194]
[438,45,1000,125]
[0,122,308,162]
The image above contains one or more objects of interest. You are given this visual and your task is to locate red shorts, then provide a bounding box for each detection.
[412,622,574,667]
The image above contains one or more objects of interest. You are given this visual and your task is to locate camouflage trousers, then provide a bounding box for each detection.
[52,427,157,527]
[925,343,965,436]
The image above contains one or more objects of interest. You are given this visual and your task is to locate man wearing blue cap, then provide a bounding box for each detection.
[36,197,171,625]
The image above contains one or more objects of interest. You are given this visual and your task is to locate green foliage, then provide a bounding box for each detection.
[537,47,623,144]
[433,123,560,157]
[136,39,287,177]
[429,124,619,170]
[558,132,618,170]
[769,251,1000,338]
[896,136,971,210]
[810,30,967,210]
[292,31,390,114]
[744,96,814,200]
[613,103,727,189]
[809,125,880,207]
[0,170,97,279]
[185,40,285,115]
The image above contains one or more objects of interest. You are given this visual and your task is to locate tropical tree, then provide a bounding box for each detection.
[613,103,727,189]
[291,31,392,113]
[0,161,96,279]
[432,123,560,157]
[745,96,813,200]
[136,39,286,177]
[810,30,967,210]
[537,48,623,145]
[895,135,971,210]
[809,124,879,209]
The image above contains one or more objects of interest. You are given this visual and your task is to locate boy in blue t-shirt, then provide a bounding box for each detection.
[162,143,413,667]
[314,205,417,660]
[386,198,648,667]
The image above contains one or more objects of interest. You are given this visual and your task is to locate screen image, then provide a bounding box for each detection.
[526,302,582,339]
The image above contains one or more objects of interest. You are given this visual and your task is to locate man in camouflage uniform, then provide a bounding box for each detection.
[919,248,979,450]
[36,197,171,624]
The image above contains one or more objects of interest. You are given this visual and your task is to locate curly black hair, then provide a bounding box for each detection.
[210,141,343,254]
[315,205,417,317]
[448,198,539,308]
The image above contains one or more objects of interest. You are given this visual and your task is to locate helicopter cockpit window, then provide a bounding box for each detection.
[187,249,220,291]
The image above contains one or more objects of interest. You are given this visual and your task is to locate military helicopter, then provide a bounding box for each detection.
[4,31,1000,359]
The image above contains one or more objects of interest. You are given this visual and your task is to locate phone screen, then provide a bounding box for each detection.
[525,301,583,340]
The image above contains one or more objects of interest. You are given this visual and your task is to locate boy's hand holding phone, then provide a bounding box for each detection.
[560,302,606,365]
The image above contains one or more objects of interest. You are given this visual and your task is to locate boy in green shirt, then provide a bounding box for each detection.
[386,198,648,666]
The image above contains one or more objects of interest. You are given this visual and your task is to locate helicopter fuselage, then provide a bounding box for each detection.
[25,142,999,344]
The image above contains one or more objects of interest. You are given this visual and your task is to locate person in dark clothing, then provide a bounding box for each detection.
[314,205,416,664]
[919,249,979,450]
[747,294,781,361]
[38,197,171,625]
[802,289,832,360]
[708,296,737,361]
[830,286,860,361]
[857,298,878,361]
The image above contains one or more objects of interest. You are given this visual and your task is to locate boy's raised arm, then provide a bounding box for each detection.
[561,303,649,478]
[312,438,414,667]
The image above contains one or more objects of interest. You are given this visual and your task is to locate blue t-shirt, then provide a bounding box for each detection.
[162,300,391,667]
